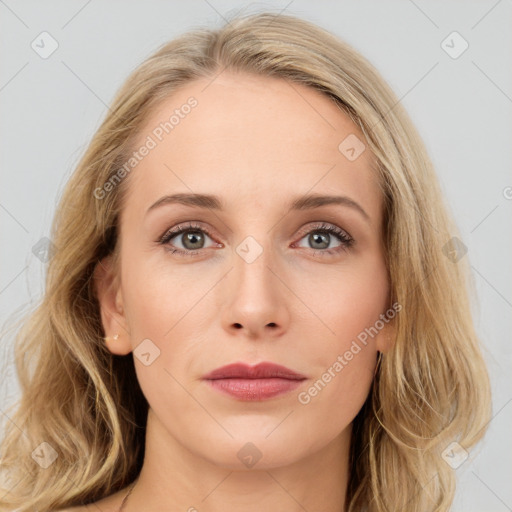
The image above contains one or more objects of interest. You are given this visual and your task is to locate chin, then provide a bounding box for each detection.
[190,429,313,471]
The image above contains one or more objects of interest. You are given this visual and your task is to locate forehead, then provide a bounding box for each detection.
[123,71,381,223]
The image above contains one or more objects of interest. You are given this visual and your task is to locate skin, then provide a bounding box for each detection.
[77,71,394,512]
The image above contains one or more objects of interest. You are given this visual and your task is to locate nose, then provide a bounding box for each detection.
[221,239,290,340]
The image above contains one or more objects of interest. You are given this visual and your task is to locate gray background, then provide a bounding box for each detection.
[1,1,511,510]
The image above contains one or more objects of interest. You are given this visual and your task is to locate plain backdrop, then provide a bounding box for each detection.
[1,1,511,510]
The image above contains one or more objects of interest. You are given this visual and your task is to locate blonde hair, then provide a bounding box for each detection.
[0,11,491,512]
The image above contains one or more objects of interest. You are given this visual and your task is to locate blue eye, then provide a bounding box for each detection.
[159,221,354,257]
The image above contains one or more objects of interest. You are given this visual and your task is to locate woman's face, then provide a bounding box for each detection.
[97,71,393,470]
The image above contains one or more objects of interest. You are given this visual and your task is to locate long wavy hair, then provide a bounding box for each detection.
[0,11,491,512]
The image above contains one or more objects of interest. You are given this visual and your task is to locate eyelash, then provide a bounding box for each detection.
[158,221,355,258]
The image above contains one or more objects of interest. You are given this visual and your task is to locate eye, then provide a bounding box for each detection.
[293,222,354,256]
[159,222,220,257]
[158,221,354,258]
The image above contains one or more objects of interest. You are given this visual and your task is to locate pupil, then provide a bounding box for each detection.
[311,232,329,249]
[183,231,203,249]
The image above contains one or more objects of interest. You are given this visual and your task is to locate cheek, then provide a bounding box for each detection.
[119,256,212,399]
[299,250,388,348]
[294,255,387,410]
[121,254,205,340]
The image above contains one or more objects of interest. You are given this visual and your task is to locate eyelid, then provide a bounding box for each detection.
[160,220,352,240]
[294,221,353,240]
[159,221,219,244]
[159,220,354,257]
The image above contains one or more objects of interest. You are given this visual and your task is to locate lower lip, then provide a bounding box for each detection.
[205,378,304,400]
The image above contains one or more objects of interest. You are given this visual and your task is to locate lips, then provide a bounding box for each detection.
[202,362,306,380]
[202,362,307,401]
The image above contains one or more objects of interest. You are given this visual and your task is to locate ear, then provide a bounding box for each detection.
[93,255,132,355]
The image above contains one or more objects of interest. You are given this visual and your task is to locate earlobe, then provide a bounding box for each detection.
[93,256,132,356]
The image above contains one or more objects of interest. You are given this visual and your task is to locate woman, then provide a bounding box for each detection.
[0,11,491,512]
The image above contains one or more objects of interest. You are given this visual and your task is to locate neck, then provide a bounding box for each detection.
[124,408,351,512]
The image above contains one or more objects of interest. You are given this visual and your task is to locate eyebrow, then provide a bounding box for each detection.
[146,192,370,222]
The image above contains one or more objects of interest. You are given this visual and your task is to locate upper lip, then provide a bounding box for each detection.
[203,362,306,380]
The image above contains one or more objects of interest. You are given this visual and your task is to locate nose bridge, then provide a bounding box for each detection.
[221,230,289,337]
[233,232,277,298]
[229,207,278,278]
